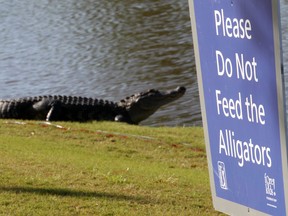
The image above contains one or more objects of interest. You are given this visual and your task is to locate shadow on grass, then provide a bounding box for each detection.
[0,186,151,204]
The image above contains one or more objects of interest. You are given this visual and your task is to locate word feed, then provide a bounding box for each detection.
[215,91,265,125]
[213,9,270,168]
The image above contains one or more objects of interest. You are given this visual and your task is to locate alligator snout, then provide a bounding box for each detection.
[176,86,186,92]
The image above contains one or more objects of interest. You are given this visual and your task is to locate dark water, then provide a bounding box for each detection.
[282,1,288,95]
[0,0,200,126]
[0,0,287,126]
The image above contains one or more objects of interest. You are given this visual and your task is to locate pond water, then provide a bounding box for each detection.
[0,0,199,126]
[0,0,287,126]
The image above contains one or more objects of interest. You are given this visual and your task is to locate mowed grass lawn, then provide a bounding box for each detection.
[0,120,223,215]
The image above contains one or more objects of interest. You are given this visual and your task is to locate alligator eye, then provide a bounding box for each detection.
[145,89,156,95]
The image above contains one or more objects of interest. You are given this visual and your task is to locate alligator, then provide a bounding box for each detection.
[0,86,186,124]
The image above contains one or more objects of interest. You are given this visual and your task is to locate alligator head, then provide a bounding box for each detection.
[117,86,186,124]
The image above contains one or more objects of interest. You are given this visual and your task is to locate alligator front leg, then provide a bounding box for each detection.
[114,114,134,124]
[115,114,125,122]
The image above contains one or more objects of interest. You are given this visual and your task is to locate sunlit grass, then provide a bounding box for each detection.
[0,120,223,215]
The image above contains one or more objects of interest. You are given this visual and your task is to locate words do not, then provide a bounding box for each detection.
[216,50,258,82]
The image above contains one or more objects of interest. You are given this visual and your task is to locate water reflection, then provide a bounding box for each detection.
[0,0,199,126]
[1,0,288,126]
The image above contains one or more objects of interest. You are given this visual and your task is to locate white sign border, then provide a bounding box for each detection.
[188,0,288,215]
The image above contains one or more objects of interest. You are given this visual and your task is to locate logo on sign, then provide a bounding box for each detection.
[264,173,278,209]
[264,173,276,196]
[218,161,228,190]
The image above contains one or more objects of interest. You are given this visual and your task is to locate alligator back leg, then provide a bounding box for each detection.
[32,98,66,121]
[45,100,62,121]
[32,98,57,120]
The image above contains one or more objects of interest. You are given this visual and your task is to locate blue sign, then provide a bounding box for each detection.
[189,0,288,215]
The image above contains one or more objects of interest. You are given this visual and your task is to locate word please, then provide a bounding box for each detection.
[214,9,252,39]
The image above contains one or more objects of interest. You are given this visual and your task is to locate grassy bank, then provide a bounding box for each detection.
[0,120,222,215]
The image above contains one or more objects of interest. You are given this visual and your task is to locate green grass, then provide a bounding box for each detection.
[0,120,223,215]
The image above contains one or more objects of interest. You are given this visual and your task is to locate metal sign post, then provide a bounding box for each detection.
[189,0,288,215]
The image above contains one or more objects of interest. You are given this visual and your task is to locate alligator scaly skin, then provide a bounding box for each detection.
[0,86,186,124]
[0,95,130,122]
